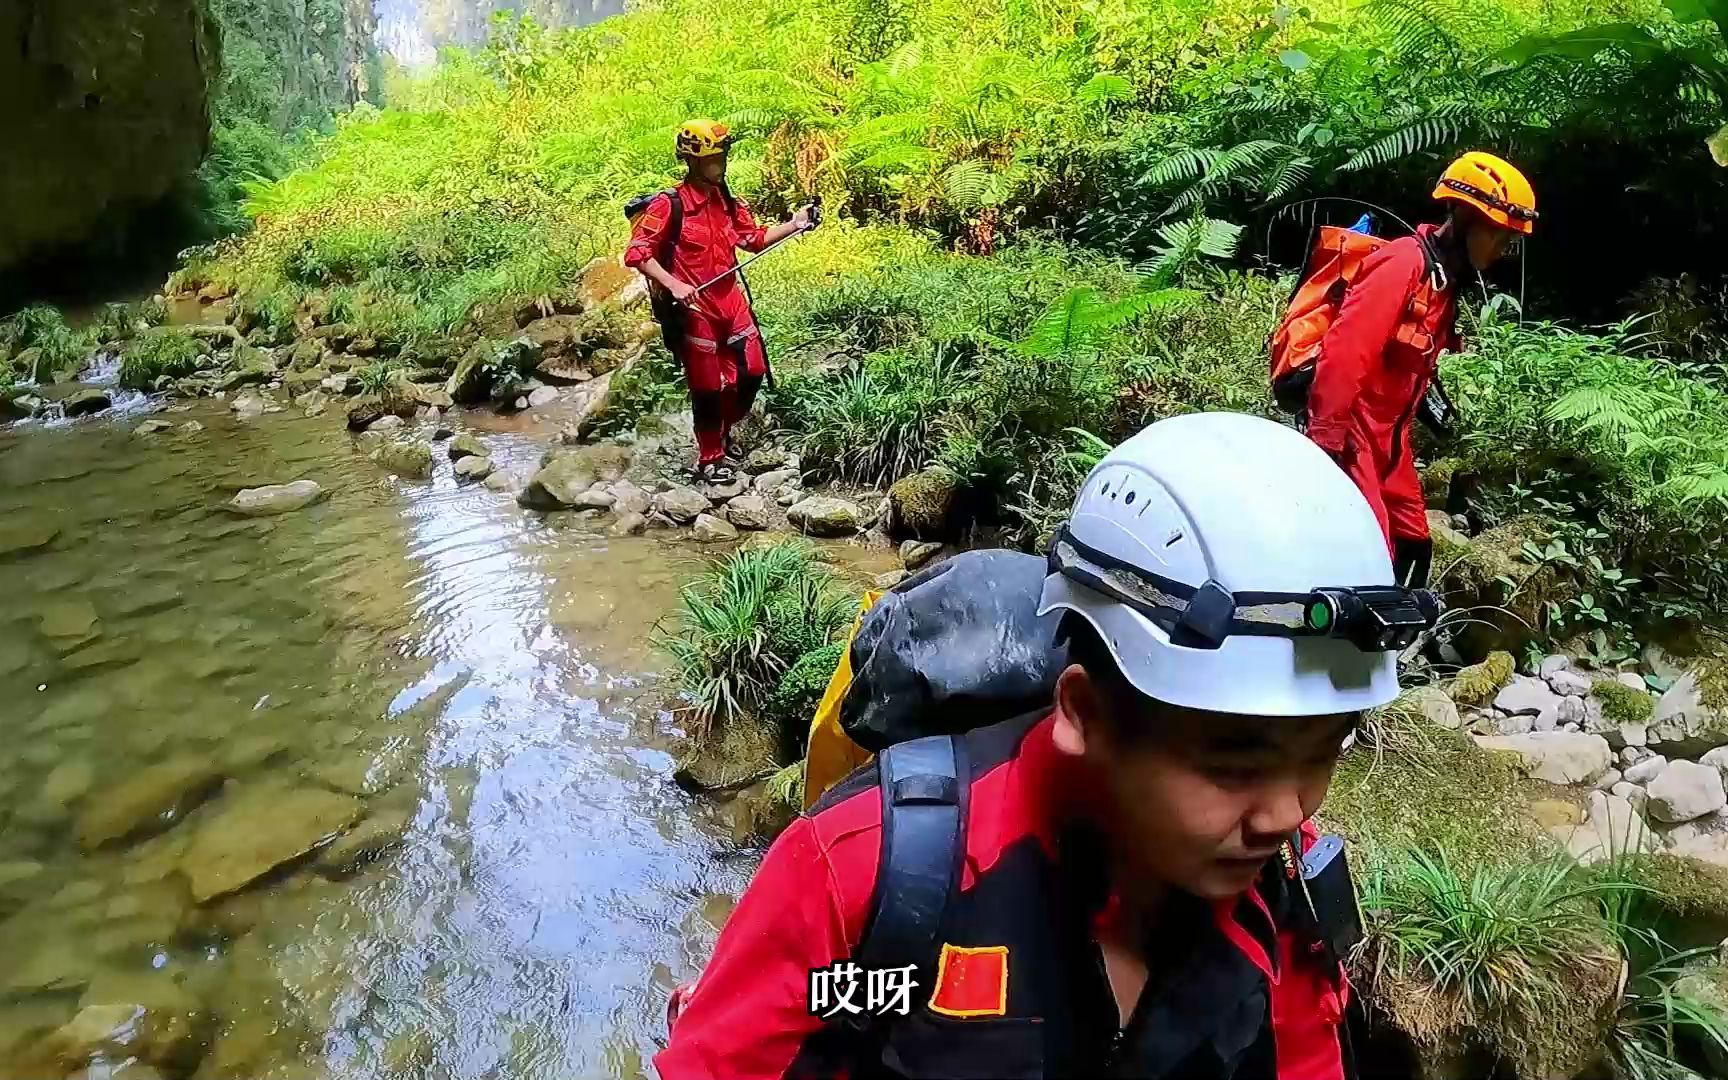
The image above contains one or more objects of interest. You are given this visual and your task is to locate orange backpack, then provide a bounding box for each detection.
[1269,224,1444,414]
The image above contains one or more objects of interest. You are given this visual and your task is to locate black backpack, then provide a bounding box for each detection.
[838,551,1070,986]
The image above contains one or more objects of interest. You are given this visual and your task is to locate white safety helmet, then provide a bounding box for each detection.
[1038,412,1432,717]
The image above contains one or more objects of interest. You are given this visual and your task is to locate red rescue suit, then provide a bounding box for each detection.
[625,182,770,466]
[1304,224,1458,550]
[656,713,1353,1079]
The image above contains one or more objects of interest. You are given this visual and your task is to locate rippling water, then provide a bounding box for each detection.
[0,399,752,1079]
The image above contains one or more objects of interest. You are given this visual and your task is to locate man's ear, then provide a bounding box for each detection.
[1052,663,1099,758]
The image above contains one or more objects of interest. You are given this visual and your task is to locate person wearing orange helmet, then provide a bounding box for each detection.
[625,120,818,481]
[1304,151,1537,588]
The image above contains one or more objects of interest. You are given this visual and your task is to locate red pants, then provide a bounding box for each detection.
[1338,430,1429,551]
[676,288,766,466]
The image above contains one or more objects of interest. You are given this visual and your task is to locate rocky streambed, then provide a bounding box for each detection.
[0,397,771,1079]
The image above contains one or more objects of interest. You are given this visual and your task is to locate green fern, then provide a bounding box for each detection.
[942,158,994,208]
[1076,72,1134,106]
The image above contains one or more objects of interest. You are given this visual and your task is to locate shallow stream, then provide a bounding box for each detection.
[0,397,756,1078]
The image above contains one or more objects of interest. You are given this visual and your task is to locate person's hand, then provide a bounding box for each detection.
[666,278,698,306]
[793,203,820,232]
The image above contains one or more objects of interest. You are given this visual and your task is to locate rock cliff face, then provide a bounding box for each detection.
[0,0,221,275]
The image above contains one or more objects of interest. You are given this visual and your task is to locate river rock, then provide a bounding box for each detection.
[229,390,266,420]
[1649,670,1728,757]
[369,439,433,479]
[317,806,414,875]
[178,784,364,902]
[609,480,652,515]
[367,414,405,433]
[1558,696,1586,725]
[37,998,201,1073]
[448,433,486,461]
[39,759,96,808]
[700,474,750,501]
[571,487,616,509]
[1538,654,1571,677]
[527,386,559,409]
[0,521,59,559]
[609,512,647,537]
[875,569,908,589]
[753,468,798,494]
[886,467,961,540]
[1495,675,1560,716]
[1546,669,1594,697]
[177,420,204,436]
[693,513,739,542]
[38,599,98,641]
[1473,732,1612,786]
[519,454,599,510]
[226,480,324,516]
[1617,672,1647,692]
[1554,790,1657,864]
[453,455,494,483]
[1624,754,1669,785]
[296,389,329,417]
[321,373,353,396]
[724,494,773,531]
[1647,760,1728,823]
[132,419,174,437]
[900,540,944,571]
[788,496,863,537]
[747,447,789,471]
[483,471,516,493]
[777,490,800,507]
[76,756,225,849]
[654,486,711,524]
[62,389,112,418]
[1493,712,1535,736]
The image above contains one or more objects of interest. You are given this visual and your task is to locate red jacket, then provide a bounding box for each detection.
[1305,224,1458,466]
[624,181,769,306]
[656,714,1351,1079]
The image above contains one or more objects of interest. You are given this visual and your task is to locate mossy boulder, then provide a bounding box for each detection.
[1649,655,1728,758]
[367,438,433,480]
[1432,516,1576,662]
[1449,651,1515,707]
[886,467,963,540]
[1591,680,1655,726]
[765,641,845,746]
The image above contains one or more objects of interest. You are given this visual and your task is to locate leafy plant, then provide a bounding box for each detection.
[119,329,208,390]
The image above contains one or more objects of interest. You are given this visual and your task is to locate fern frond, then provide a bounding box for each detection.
[1262,154,1315,201]
[1140,217,1243,284]
[1077,72,1135,106]
[941,159,994,209]
[1339,115,1464,172]
[1140,148,1222,189]
[1018,287,1105,358]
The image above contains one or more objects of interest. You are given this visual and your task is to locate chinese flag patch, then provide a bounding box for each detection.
[928,943,1009,1018]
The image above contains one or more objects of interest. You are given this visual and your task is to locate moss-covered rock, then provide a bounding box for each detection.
[1449,651,1515,707]
[1432,516,1576,661]
[1590,679,1655,726]
[886,467,963,540]
[367,438,433,479]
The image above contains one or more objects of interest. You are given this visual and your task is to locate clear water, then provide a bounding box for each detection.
[0,399,753,1079]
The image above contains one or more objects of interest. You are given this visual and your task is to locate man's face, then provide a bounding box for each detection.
[691,152,728,185]
[1053,666,1354,902]
[1464,215,1516,271]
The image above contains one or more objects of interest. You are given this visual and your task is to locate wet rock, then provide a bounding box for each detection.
[178,784,364,901]
[407,383,453,410]
[583,443,632,482]
[655,485,712,525]
[62,389,112,418]
[307,743,409,798]
[453,455,494,483]
[1495,675,1561,717]
[753,468,798,494]
[39,759,96,808]
[483,471,515,493]
[886,467,962,540]
[724,494,774,530]
[609,512,647,537]
[320,373,353,396]
[1624,754,1668,785]
[519,453,600,510]
[38,599,99,641]
[1473,731,1613,786]
[788,496,863,537]
[874,569,908,589]
[368,439,434,479]
[37,999,202,1074]
[229,390,267,420]
[178,420,204,436]
[0,521,60,559]
[132,419,174,437]
[694,513,739,542]
[226,480,325,516]
[448,433,486,461]
[1646,760,1727,823]
[700,474,750,502]
[527,386,559,409]
[77,756,225,849]
[224,734,289,772]
[609,479,652,515]
[572,487,616,509]
[317,807,415,875]
[295,389,329,418]
[367,414,405,433]
[900,540,944,571]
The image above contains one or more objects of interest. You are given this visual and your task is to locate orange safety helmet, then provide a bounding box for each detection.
[676,119,734,160]
[1433,152,1538,235]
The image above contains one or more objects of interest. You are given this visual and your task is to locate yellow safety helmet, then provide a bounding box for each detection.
[676,119,734,160]
[1433,151,1538,235]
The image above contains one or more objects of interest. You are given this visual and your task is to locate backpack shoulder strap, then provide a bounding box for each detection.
[856,734,969,986]
[661,188,683,266]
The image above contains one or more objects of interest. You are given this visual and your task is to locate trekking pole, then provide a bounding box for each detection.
[687,197,822,299]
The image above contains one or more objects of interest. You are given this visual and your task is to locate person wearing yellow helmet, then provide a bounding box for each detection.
[1302,150,1536,589]
[625,120,819,481]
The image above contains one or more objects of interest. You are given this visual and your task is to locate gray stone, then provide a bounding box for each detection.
[1473,732,1613,786]
[132,418,174,436]
[76,755,225,849]
[178,784,364,901]
[448,433,486,461]
[1406,686,1462,730]
[1495,675,1562,716]
[609,512,647,538]
[724,494,774,531]
[320,373,353,395]
[654,486,712,525]
[177,420,203,436]
[1617,672,1648,692]
[700,474,750,502]
[1646,760,1728,823]
[1624,755,1669,785]
[1547,669,1595,697]
[901,540,944,571]
[229,390,267,420]
[62,389,112,417]
[1702,746,1728,777]
[1495,712,1535,736]
[225,480,324,516]
[1612,781,1649,812]
[297,389,329,417]
[787,496,864,537]
[483,471,515,493]
[1539,654,1572,678]
[1553,790,1657,864]
[1594,767,1623,792]
[1650,671,1728,757]
[777,490,800,507]
[1558,696,1586,724]
[520,453,600,509]
[693,513,739,542]
[453,455,494,483]
[753,468,799,494]
[571,487,616,509]
[368,414,405,433]
[874,569,909,589]
[527,386,559,409]
[1621,746,1655,767]
[1533,700,1562,732]
[609,480,652,515]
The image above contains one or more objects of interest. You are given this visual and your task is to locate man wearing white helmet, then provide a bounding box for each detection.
[658,413,1435,1080]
